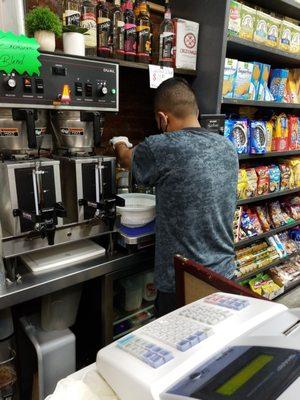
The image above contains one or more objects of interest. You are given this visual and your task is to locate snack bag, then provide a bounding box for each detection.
[261,274,282,300]
[266,15,281,47]
[288,116,298,150]
[228,0,241,37]
[249,274,264,295]
[233,61,254,100]
[223,58,238,98]
[268,201,287,227]
[249,62,261,100]
[298,117,300,149]
[245,168,257,198]
[269,69,289,103]
[288,158,300,187]
[255,166,270,195]
[224,118,249,154]
[239,4,256,40]
[257,63,272,101]
[290,24,300,54]
[250,120,267,154]
[272,114,289,151]
[265,120,273,151]
[253,11,268,44]
[279,163,291,190]
[269,165,281,192]
[237,169,248,199]
[279,20,293,52]
[256,206,271,231]
[241,208,263,237]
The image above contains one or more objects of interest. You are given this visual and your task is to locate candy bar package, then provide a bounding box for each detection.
[265,121,273,152]
[288,158,300,187]
[255,166,270,195]
[224,118,249,154]
[256,205,271,232]
[239,4,256,41]
[269,165,281,192]
[245,168,257,198]
[241,208,263,237]
[238,169,248,199]
[249,63,261,100]
[233,61,254,100]
[269,69,289,103]
[253,11,268,44]
[228,0,241,37]
[250,120,267,154]
[272,114,289,151]
[223,58,238,98]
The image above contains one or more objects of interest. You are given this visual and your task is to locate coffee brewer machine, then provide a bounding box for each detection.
[0,53,119,257]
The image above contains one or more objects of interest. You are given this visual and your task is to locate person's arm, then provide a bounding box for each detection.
[114,142,133,169]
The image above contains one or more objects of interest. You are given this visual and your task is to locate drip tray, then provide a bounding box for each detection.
[117,222,155,247]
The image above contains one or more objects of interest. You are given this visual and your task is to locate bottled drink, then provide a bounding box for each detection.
[123,0,136,61]
[81,0,97,56]
[62,0,81,27]
[96,0,112,57]
[136,0,151,63]
[159,0,175,67]
[111,0,125,59]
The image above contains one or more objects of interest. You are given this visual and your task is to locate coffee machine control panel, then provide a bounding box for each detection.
[0,53,119,112]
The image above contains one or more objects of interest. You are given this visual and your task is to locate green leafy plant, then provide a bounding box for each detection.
[62,25,89,35]
[25,7,62,37]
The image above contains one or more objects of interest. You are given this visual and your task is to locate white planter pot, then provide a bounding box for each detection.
[34,30,55,52]
[63,32,85,56]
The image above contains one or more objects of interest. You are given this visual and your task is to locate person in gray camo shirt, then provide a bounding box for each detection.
[112,78,238,317]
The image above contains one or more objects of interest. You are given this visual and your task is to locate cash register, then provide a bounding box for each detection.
[97,292,300,400]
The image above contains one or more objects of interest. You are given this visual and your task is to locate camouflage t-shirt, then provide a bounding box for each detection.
[132,128,238,293]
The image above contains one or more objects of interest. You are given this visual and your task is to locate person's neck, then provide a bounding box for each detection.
[168,117,201,132]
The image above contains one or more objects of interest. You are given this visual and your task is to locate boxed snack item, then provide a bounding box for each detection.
[233,206,243,243]
[239,4,256,40]
[173,18,199,70]
[269,165,281,192]
[245,168,257,198]
[267,235,287,258]
[269,200,294,227]
[255,166,270,195]
[250,120,267,154]
[288,158,300,186]
[269,69,289,103]
[253,11,268,44]
[290,24,300,54]
[238,168,248,199]
[285,71,300,104]
[260,274,283,300]
[241,208,263,237]
[265,120,273,151]
[233,61,254,99]
[249,62,261,100]
[279,20,293,52]
[222,58,238,98]
[288,116,298,150]
[256,63,272,101]
[228,0,241,37]
[224,118,249,154]
[266,15,281,47]
[272,114,289,151]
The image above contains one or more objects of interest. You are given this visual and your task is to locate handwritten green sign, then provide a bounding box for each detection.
[0,31,41,76]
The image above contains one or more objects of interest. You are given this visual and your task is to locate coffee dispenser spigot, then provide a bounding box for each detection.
[80,111,105,148]
[12,109,38,149]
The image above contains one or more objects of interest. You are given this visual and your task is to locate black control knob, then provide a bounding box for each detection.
[4,76,17,90]
[99,84,108,96]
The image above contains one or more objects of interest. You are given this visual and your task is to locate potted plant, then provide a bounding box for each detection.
[63,25,88,57]
[25,7,62,52]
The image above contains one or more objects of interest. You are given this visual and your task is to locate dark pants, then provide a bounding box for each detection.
[155,291,177,318]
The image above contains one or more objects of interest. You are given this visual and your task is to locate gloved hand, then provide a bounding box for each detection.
[110,136,133,150]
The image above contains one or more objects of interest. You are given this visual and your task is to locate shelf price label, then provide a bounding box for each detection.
[149,64,174,89]
[0,30,41,76]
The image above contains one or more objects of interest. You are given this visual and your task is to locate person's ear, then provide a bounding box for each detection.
[157,111,168,132]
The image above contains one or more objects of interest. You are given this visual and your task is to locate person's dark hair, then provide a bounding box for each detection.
[154,78,199,118]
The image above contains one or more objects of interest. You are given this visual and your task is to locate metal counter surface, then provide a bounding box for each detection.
[0,250,154,310]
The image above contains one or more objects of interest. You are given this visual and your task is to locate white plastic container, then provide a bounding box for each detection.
[116,193,155,228]
[41,286,82,331]
[0,0,25,35]
[143,272,157,302]
[120,275,143,312]
[63,32,85,56]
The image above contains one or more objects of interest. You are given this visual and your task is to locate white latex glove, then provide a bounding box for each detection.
[110,136,133,150]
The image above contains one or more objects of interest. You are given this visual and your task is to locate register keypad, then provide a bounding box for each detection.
[204,294,249,311]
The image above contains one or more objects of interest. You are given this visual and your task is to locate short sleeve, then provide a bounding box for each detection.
[132,140,159,187]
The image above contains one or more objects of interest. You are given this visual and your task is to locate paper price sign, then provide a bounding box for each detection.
[149,65,174,89]
[0,31,41,76]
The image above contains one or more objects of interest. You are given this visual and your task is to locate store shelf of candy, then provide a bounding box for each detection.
[227,36,300,68]
[247,0,300,21]
[237,188,300,206]
[222,98,300,109]
[239,151,300,160]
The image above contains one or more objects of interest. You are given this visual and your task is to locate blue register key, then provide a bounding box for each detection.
[177,340,191,352]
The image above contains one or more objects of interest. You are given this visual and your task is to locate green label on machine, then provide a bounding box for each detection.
[0,31,41,76]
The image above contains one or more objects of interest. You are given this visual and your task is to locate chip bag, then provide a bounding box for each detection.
[255,166,270,195]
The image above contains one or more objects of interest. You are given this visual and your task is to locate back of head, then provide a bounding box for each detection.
[154,78,199,119]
